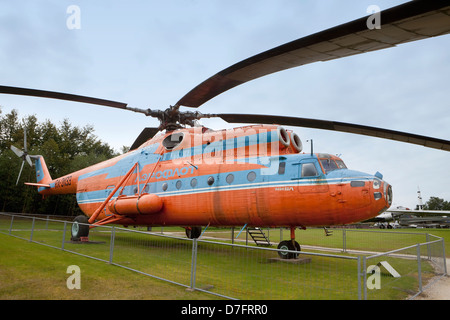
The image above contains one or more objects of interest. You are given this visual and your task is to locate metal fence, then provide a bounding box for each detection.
[0,212,447,300]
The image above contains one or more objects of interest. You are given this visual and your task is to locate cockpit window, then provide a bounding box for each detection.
[335,160,347,169]
[321,159,337,173]
[320,158,347,173]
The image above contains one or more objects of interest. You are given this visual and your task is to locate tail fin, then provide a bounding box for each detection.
[34,155,52,185]
[24,155,52,192]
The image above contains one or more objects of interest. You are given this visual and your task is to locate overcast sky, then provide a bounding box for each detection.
[0,0,449,209]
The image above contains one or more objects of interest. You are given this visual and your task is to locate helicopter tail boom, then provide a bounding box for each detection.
[24,155,77,196]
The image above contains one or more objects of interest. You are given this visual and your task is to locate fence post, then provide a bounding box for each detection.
[442,239,447,275]
[231,227,234,245]
[363,256,367,300]
[189,238,198,291]
[62,221,67,250]
[29,217,35,242]
[9,215,14,235]
[357,256,362,300]
[343,229,347,253]
[417,244,423,294]
[109,226,116,264]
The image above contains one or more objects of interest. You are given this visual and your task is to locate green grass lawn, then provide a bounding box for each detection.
[0,215,446,300]
[0,233,213,300]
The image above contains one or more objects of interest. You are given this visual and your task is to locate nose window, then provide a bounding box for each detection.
[373,179,381,189]
[386,185,393,205]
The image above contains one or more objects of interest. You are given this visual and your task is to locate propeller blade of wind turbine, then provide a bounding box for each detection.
[16,161,25,186]
[11,145,24,158]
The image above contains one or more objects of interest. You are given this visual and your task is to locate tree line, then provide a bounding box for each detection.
[422,197,450,211]
[0,107,120,216]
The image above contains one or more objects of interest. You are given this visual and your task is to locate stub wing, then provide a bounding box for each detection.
[24,182,51,188]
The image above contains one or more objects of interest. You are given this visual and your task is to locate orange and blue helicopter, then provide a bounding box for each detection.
[3,0,450,258]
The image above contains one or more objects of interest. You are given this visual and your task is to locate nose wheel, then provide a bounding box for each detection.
[277,226,301,259]
[277,240,301,259]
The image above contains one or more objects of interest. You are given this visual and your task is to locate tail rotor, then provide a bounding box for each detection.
[10,127,33,185]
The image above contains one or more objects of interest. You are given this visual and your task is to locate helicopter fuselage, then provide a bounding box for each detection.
[32,125,392,228]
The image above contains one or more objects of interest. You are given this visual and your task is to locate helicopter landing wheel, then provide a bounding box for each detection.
[185,226,202,239]
[277,240,301,259]
[71,215,90,241]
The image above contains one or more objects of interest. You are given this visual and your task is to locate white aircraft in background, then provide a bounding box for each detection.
[371,189,450,229]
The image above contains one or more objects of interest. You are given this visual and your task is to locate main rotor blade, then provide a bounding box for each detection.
[130,127,160,151]
[0,85,128,109]
[217,113,450,152]
[176,0,450,108]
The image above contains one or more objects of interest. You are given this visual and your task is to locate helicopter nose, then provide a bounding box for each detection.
[372,180,392,213]
[371,172,392,210]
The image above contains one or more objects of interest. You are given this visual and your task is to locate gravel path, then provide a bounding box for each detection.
[416,259,449,300]
[416,276,450,300]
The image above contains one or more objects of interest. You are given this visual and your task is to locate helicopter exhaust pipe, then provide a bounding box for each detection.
[108,194,163,215]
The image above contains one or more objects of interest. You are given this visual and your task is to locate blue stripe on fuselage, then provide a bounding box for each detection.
[77,131,278,182]
[161,130,277,162]
[78,144,160,181]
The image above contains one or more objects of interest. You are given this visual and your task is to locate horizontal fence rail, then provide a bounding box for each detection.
[0,212,447,300]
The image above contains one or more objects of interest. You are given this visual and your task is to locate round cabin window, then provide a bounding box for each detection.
[247,171,256,182]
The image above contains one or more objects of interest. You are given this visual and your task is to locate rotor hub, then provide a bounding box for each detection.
[145,105,214,131]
